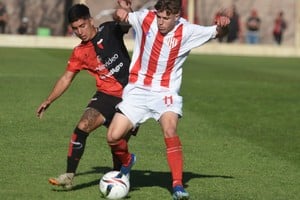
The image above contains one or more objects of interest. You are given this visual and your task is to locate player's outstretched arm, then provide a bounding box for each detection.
[36,71,76,119]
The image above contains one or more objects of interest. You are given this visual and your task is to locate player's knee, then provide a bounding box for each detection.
[107,132,121,145]
[77,120,92,133]
[107,134,116,144]
[164,128,177,138]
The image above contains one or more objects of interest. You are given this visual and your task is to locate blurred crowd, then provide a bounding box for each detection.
[214,4,287,45]
[0,1,30,35]
[0,1,289,45]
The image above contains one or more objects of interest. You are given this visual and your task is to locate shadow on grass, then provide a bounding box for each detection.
[53,166,233,194]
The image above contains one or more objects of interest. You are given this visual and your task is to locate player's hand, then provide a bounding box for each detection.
[114,8,129,22]
[215,16,230,38]
[215,16,230,27]
[36,100,51,119]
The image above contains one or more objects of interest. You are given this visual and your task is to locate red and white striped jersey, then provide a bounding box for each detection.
[128,9,217,93]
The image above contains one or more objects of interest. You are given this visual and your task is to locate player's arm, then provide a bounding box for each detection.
[113,0,133,22]
[36,70,76,118]
[215,16,230,38]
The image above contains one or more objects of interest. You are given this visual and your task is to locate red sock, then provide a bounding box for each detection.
[164,136,183,187]
[109,139,131,167]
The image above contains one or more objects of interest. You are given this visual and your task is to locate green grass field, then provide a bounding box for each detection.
[0,47,299,200]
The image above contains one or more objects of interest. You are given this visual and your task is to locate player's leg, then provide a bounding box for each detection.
[90,92,137,171]
[155,90,189,199]
[49,92,113,188]
[160,112,183,185]
[112,127,139,170]
[160,112,189,199]
[108,86,149,176]
[67,107,105,172]
[48,107,105,189]
[107,112,135,176]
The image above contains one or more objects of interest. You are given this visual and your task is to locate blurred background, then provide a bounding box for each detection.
[0,0,299,55]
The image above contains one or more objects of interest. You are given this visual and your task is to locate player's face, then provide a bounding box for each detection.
[70,18,96,42]
[156,11,180,35]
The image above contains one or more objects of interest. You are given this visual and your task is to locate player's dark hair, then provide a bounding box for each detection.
[68,4,91,23]
[154,0,182,15]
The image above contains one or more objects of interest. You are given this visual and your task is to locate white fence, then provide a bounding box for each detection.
[0,34,299,58]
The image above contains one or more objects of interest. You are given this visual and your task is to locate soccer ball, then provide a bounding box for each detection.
[99,171,130,199]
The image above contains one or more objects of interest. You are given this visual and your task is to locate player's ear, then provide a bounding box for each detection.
[175,13,180,21]
[89,17,94,26]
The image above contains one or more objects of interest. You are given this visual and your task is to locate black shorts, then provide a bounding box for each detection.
[86,91,122,127]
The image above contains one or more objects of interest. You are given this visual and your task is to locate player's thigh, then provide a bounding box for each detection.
[87,91,122,127]
[107,112,133,143]
[77,108,105,132]
[118,88,150,126]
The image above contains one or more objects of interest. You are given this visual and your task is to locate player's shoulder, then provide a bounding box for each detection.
[99,21,115,28]
[130,8,153,19]
[179,17,210,30]
[73,41,93,53]
[98,21,120,31]
[179,17,195,28]
[97,21,117,35]
[99,21,130,35]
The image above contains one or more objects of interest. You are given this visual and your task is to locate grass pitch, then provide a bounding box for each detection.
[0,47,299,200]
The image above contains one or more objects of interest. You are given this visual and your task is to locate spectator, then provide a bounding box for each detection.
[246,9,261,44]
[0,1,8,34]
[17,17,29,35]
[226,5,242,43]
[273,11,287,45]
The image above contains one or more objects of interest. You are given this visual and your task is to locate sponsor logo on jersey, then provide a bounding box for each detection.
[107,62,124,77]
[105,54,118,66]
[95,58,106,71]
[97,54,124,79]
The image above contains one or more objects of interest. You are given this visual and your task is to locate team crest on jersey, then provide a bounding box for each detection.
[166,37,178,49]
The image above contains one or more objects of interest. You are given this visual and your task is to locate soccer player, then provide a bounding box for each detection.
[107,0,230,199]
[36,3,136,189]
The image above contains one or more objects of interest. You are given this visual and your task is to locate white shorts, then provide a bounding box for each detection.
[117,84,183,127]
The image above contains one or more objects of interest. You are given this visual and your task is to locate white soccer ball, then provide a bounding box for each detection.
[99,171,130,199]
